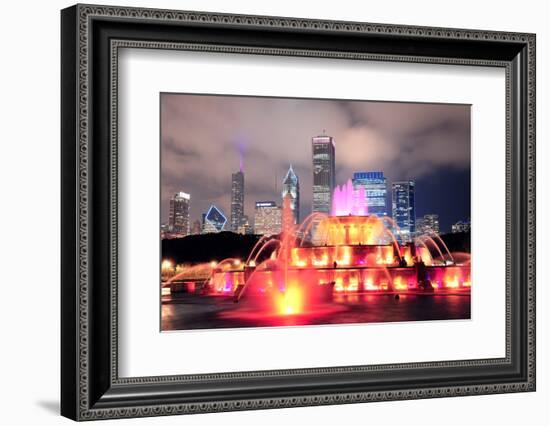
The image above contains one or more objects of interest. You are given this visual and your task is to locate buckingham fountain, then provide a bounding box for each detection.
[200,179,471,317]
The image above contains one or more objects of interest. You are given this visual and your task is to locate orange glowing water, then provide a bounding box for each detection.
[274,286,304,316]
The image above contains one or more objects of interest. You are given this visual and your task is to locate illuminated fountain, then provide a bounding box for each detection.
[332,179,368,217]
[207,179,471,317]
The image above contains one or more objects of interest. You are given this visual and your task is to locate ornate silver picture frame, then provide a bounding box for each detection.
[61,4,535,421]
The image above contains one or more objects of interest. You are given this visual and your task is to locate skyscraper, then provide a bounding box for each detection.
[230,169,245,232]
[281,164,300,224]
[416,214,440,236]
[168,192,190,235]
[254,201,282,236]
[281,194,294,234]
[312,134,336,214]
[392,181,415,242]
[203,205,227,233]
[352,171,388,217]
[236,215,253,235]
[190,220,202,235]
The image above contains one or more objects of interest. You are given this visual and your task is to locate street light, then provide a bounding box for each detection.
[161,259,173,271]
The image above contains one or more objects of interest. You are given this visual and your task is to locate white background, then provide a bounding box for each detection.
[0,0,547,425]
[119,49,505,377]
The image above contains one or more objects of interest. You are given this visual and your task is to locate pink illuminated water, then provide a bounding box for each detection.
[332,179,368,216]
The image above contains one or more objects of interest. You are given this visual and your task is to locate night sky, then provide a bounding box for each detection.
[160,94,471,233]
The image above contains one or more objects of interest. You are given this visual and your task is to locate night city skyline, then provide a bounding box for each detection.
[161,94,471,234]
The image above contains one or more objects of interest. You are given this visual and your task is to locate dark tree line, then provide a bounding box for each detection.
[439,231,470,253]
[162,232,262,264]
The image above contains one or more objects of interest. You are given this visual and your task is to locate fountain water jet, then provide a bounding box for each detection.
[332,179,368,216]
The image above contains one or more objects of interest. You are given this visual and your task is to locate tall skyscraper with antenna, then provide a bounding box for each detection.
[230,154,245,232]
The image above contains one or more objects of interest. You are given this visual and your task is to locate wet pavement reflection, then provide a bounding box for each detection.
[161,292,470,331]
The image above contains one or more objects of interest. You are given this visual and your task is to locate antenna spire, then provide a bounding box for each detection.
[238,146,244,172]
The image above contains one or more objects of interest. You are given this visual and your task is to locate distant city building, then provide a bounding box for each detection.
[281,164,300,224]
[312,134,336,215]
[160,223,170,239]
[200,213,206,233]
[254,201,282,236]
[416,214,440,236]
[452,219,471,234]
[202,205,227,233]
[190,220,202,235]
[168,192,190,235]
[392,181,415,242]
[352,171,388,217]
[236,215,253,235]
[230,170,245,232]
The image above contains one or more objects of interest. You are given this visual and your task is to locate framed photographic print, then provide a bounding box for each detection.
[61,4,536,421]
[159,94,473,331]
